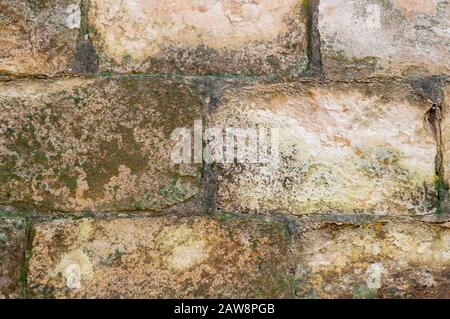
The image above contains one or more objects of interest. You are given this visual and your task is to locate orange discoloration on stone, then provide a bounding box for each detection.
[27,216,290,298]
[393,0,438,18]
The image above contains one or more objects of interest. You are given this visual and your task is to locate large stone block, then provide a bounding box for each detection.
[27,215,290,298]
[0,0,82,76]
[87,0,308,75]
[318,0,450,79]
[0,215,27,299]
[0,77,203,212]
[211,82,437,215]
[293,219,450,298]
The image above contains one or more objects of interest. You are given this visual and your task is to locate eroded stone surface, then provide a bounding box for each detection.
[27,215,290,298]
[0,0,81,76]
[88,0,308,75]
[0,216,27,299]
[293,219,450,298]
[0,77,203,212]
[318,0,450,79]
[211,82,437,215]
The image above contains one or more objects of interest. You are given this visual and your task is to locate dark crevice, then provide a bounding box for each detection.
[410,76,446,105]
[199,164,218,214]
[68,0,98,75]
[304,0,323,78]
[166,78,219,216]
[18,218,34,299]
[198,78,220,214]
[425,104,439,139]
[411,76,448,214]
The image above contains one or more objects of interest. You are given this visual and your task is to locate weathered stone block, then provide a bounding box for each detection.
[0,0,81,76]
[27,215,290,298]
[293,219,450,298]
[0,77,203,212]
[87,0,308,75]
[211,82,437,215]
[318,0,450,79]
[0,215,27,299]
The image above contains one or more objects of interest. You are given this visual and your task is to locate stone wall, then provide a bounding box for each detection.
[0,0,449,299]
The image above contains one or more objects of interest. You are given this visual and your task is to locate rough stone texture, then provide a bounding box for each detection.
[0,77,203,212]
[0,216,27,299]
[0,0,81,76]
[87,0,308,75]
[0,0,448,300]
[293,219,450,298]
[27,215,290,298]
[211,82,437,215]
[318,0,450,79]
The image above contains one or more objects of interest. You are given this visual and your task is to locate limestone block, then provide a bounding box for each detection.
[318,0,450,79]
[211,82,437,215]
[293,219,450,298]
[27,215,290,298]
[0,0,81,76]
[0,77,203,212]
[88,0,308,75]
[0,216,27,298]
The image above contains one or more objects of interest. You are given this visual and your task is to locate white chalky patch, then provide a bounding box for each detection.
[65,263,81,289]
[55,248,93,289]
[169,240,209,270]
[366,262,385,289]
[66,4,81,29]
[365,4,382,29]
